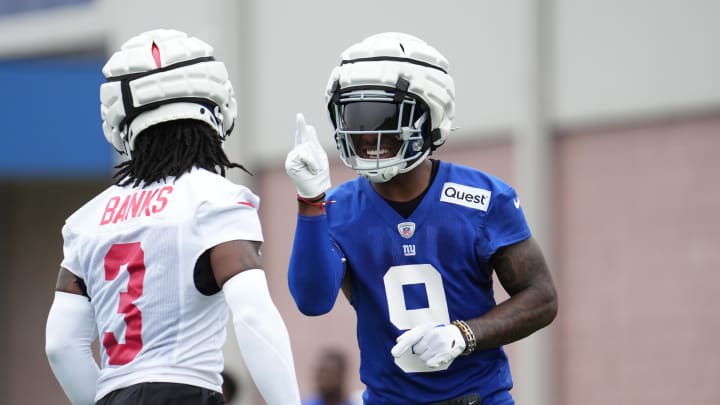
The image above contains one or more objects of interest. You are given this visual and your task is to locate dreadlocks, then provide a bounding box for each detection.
[113,120,250,187]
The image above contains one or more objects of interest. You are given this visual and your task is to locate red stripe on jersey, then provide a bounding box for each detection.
[237,201,255,208]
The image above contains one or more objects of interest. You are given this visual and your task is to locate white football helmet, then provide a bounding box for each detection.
[325,32,455,182]
[100,29,237,155]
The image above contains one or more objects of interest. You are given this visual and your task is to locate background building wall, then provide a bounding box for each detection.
[554,116,720,405]
[0,0,718,404]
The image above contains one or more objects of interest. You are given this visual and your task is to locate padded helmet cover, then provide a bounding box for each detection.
[325,32,455,149]
[100,29,237,154]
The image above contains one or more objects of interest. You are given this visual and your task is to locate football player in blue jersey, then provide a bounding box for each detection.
[285,32,558,405]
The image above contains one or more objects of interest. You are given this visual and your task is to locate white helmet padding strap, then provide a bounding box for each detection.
[127,102,221,147]
[111,56,217,129]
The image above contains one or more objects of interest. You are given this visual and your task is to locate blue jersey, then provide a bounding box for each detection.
[292,161,530,404]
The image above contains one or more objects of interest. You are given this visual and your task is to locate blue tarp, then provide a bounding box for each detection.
[0,58,114,178]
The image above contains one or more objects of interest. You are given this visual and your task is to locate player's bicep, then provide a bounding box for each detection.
[55,267,89,298]
[490,236,551,296]
[210,240,263,288]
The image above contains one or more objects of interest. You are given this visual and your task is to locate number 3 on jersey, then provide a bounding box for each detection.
[383,264,451,372]
[103,242,146,365]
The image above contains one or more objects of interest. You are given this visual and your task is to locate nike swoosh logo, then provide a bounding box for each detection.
[513,198,520,209]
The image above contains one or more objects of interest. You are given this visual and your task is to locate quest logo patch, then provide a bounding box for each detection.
[439,182,491,211]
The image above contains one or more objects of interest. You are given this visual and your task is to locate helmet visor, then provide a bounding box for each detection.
[338,101,403,132]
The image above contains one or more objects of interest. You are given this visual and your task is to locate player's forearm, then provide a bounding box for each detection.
[224,270,301,405]
[287,214,344,315]
[45,291,99,404]
[465,280,557,351]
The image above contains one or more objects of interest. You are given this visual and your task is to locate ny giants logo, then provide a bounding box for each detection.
[100,186,173,225]
[439,182,491,211]
[402,245,416,256]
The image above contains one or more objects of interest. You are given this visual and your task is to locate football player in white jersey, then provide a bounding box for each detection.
[285,33,558,404]
[45,29,301,405]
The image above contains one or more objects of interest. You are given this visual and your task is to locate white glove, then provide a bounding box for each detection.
[391,322,466,368]
[285,113,331,198]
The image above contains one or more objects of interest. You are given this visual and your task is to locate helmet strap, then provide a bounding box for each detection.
[430,128,443,150]
[330,80,342,104]
[392,77,410,103]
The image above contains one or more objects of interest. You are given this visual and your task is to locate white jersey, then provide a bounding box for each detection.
[60,168,263,401]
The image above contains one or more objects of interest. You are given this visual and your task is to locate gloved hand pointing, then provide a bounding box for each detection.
[285,113,331,198]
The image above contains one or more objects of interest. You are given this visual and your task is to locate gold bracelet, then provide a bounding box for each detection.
[452,320,477,355]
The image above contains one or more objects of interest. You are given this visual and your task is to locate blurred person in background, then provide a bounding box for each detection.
[44,29,301,405]
[302,347,358,405]
[285,32,558,404]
